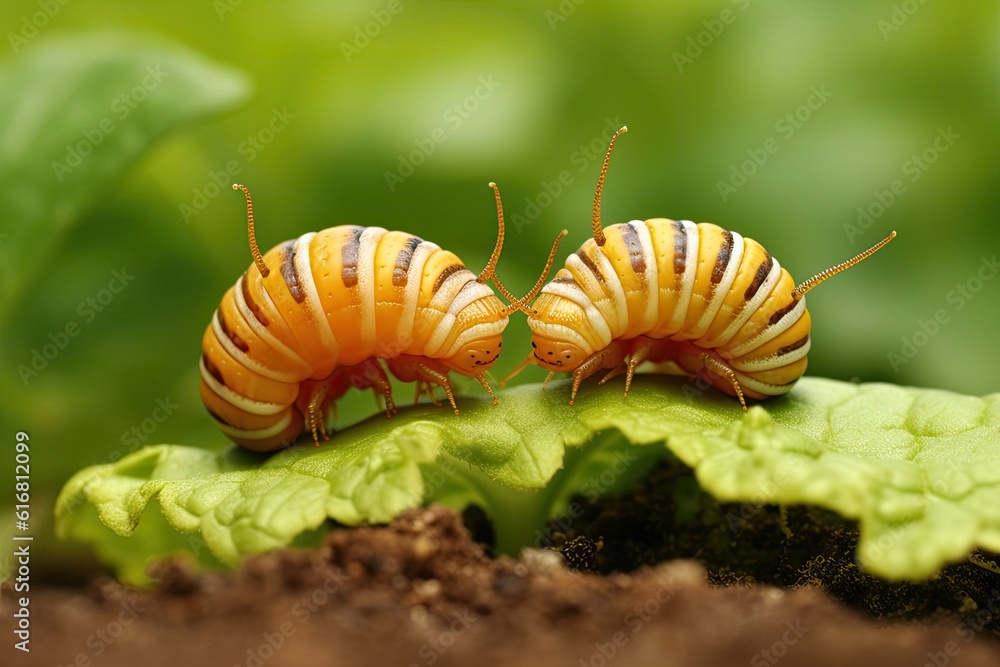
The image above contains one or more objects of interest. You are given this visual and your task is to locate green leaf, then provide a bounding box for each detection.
[56,376,1000,584]
[0,31,250,324]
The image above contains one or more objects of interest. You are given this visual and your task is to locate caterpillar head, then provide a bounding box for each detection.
[500,319,591,384]
[443,334,504,376]
[529,337,585,372]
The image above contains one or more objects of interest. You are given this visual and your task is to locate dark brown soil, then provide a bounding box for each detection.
[4,505,1000,667]
[543,458,1000,638]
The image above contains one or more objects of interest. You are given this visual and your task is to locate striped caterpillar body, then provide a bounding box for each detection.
[201,183,518,452]
[504,127,896,406]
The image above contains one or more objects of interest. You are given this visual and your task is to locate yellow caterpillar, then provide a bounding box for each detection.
[201,183,525,451]
[504,127,895,406]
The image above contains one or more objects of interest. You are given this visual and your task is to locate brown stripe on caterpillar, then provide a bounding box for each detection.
[621,222,647,275]
[711,230,734,285]
[240,272,270,327]
[672,220,687,278]
[203,355,227,387]
[508,127,899,415]
[553,275,578,285]
[279,240,305,304]
[776,335,809,356]
[393,236,424,287]
[218,311,250,352]
[341,227,364,288]
[576,249,606,283]
[744,254,773,301]
[767,298,799,326]
[433,263,466,293]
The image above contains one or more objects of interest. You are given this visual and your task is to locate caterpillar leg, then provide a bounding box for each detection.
[305,383,331,446]
[570,345,627,405]
[414,381,443,408]
[596,341,653,395]
[700,353,748,410]
[360,359,396,418]
[414,364,459,414]
[597,366,626,386]
[292,376,352,447]
[623,343,653,397]
[471,373,499,405]
[386,355,468,415]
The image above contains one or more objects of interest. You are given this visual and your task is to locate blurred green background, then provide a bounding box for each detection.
[1,0,997,579]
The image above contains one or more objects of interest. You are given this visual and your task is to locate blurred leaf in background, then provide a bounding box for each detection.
[0,0,996,582]
[0,28,250,577]
[0,32,250,324]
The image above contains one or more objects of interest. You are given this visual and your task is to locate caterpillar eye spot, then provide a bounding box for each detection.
[547,351,553,355]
